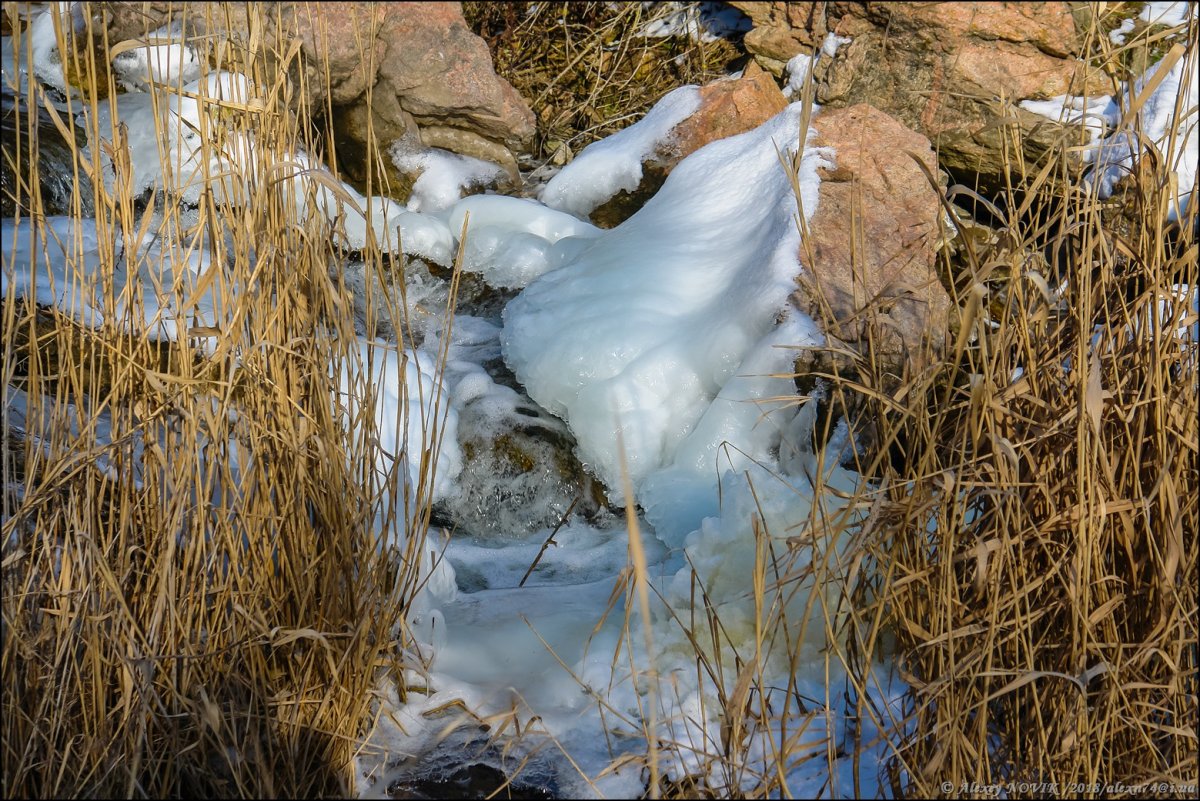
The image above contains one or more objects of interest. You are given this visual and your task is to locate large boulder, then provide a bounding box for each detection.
[730,1,1115,191]
[94,2,535,194]
[795,104,951,375]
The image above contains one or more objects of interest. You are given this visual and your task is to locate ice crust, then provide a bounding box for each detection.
[87,71,457,265]
[539,84,703,218]
[0,3,84,99]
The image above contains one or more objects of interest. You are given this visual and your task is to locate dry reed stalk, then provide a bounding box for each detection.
[812,11,1199,798]
[2,3,455,797]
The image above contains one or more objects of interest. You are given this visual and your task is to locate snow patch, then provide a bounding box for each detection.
[1021,40,1198,219]
[539,85,703,218]
[390,142,507,214]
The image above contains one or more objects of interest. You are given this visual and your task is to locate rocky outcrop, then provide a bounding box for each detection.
[94,1,534,194]
[590,62,789,226]
[665,60,790,164]
[796,104,951,375]
[730,1,1115,191]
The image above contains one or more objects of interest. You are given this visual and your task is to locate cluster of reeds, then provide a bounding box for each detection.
[796,11,1198,800]
[2,4,452,797]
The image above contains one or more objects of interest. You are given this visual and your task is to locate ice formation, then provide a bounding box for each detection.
[539,84,702,217]
[445,194,601,289]
[339,340,463,510]
[0,3,84,99]
[505,101,832,520]
[110,24,202,90]
[389,142,506,214]
[0,215,228,346]
[88,71,456,264]
[379,97,891,794]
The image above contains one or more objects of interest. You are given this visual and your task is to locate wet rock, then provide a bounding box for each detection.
[732,2,1115,191]
[447,396,612,542]
[794,104,951,377]
[0,94,94,219]
[388,761,554,800]
[590,61,789,227]
[380,715,558,800]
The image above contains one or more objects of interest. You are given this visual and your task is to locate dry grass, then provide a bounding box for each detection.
[3,2,1197,799]
[2,3,453,797]
[796,12,1199,799]
[463,1,742,165]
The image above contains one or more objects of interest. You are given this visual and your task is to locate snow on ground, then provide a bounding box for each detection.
[1022,10,1198,219]
[1109,2,1192,45]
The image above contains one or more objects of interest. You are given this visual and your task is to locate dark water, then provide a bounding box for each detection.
[1,90,94,219]
[380,725,560,800]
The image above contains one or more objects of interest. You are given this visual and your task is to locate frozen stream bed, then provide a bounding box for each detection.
[347,97,910,798]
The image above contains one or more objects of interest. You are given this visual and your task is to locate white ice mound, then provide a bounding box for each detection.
[390,142,507,214]
[444,195,601,289]
[539,84,702,218]
[91,71,254,204]
[110,24,202,90]
[1086,47,1198,218]
[503,102,831,504]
